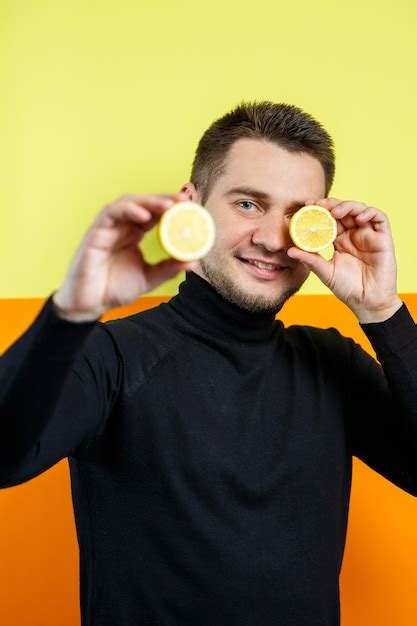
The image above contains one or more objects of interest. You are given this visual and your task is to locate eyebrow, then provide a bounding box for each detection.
[225,186,307,208]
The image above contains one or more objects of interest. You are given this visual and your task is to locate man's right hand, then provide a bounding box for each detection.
[52,192,198,321]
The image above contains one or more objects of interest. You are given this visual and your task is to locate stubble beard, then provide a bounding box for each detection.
[198,253,308,314]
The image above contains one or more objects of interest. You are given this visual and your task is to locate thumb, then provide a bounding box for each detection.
[145,258,198,290]
[287,246,333,286]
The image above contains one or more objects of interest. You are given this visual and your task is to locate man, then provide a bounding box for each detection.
[1,100,416,626]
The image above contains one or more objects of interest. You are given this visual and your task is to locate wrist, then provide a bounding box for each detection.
[51,293,102,323]
[355,297,403,324]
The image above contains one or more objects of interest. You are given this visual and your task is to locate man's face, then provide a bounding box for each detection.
[181,138,327,313]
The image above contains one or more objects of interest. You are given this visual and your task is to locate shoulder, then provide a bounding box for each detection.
[101,301,174,340]
[97,301,184,372]
[282,321,356,364]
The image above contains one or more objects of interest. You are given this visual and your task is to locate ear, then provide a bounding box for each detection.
[179,182,199,203]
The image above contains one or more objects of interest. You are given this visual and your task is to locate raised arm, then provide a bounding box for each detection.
[0,292,122,488]
[0,190,197,489]
[344,302,417,497]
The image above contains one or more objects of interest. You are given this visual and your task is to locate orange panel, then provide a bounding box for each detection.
[1,294,416,626]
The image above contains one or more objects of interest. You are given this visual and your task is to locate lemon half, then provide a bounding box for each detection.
[289,205,337,252]
[158,201,216,261]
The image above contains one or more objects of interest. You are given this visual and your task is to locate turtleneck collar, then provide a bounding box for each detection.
[166,270,284,345]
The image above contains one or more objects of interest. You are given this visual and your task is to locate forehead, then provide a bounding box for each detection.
[217,138,326,199]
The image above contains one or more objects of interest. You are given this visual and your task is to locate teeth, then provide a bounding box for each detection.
[248,260,280,270]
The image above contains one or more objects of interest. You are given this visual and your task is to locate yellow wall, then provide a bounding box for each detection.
[1,1,417,624]
[1,0,417,298]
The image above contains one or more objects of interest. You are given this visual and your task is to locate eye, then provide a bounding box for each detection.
[236,200,258,212]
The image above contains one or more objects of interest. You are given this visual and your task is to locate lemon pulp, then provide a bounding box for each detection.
[289,205,337,252]
[158,201,216,261]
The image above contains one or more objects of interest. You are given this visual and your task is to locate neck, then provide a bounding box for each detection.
[167,271,284,345]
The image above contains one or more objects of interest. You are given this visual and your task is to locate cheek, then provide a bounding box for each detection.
[213,223,244,250]
[210,212,254,252]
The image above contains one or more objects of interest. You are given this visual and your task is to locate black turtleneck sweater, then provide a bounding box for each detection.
[1,271,417,626]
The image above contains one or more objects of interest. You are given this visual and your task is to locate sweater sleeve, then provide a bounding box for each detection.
[0,292,122,489]
[344,301,417,497]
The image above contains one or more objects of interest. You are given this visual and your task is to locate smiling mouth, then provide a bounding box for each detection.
[237,257,290,278]
[237,257,288,270]
[244,259,286,270]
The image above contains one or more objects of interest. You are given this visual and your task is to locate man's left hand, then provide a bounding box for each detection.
[287,198,403,323]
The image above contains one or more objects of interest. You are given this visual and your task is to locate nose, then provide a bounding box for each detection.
[250,212,293,254]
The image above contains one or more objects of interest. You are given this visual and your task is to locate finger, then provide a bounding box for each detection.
[335,204,390,235]
[330,200,368,219]
[312,197,343,210]
[93,201,151,231]
[303,198,380,235]
[361,208,391,234]
[355,207,378,222]
[122,192,190,216]
[287,246,334,287]
[127,192,190,231]
[335,213,361,232]
[96,198,151,224]
[335,219,347,236]
[96,193,192,233]
[127,192,192,230]
[353,206,386,226]
[328,201,369,232]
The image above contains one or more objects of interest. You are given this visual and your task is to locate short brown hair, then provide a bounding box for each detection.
[190,100,335,205]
